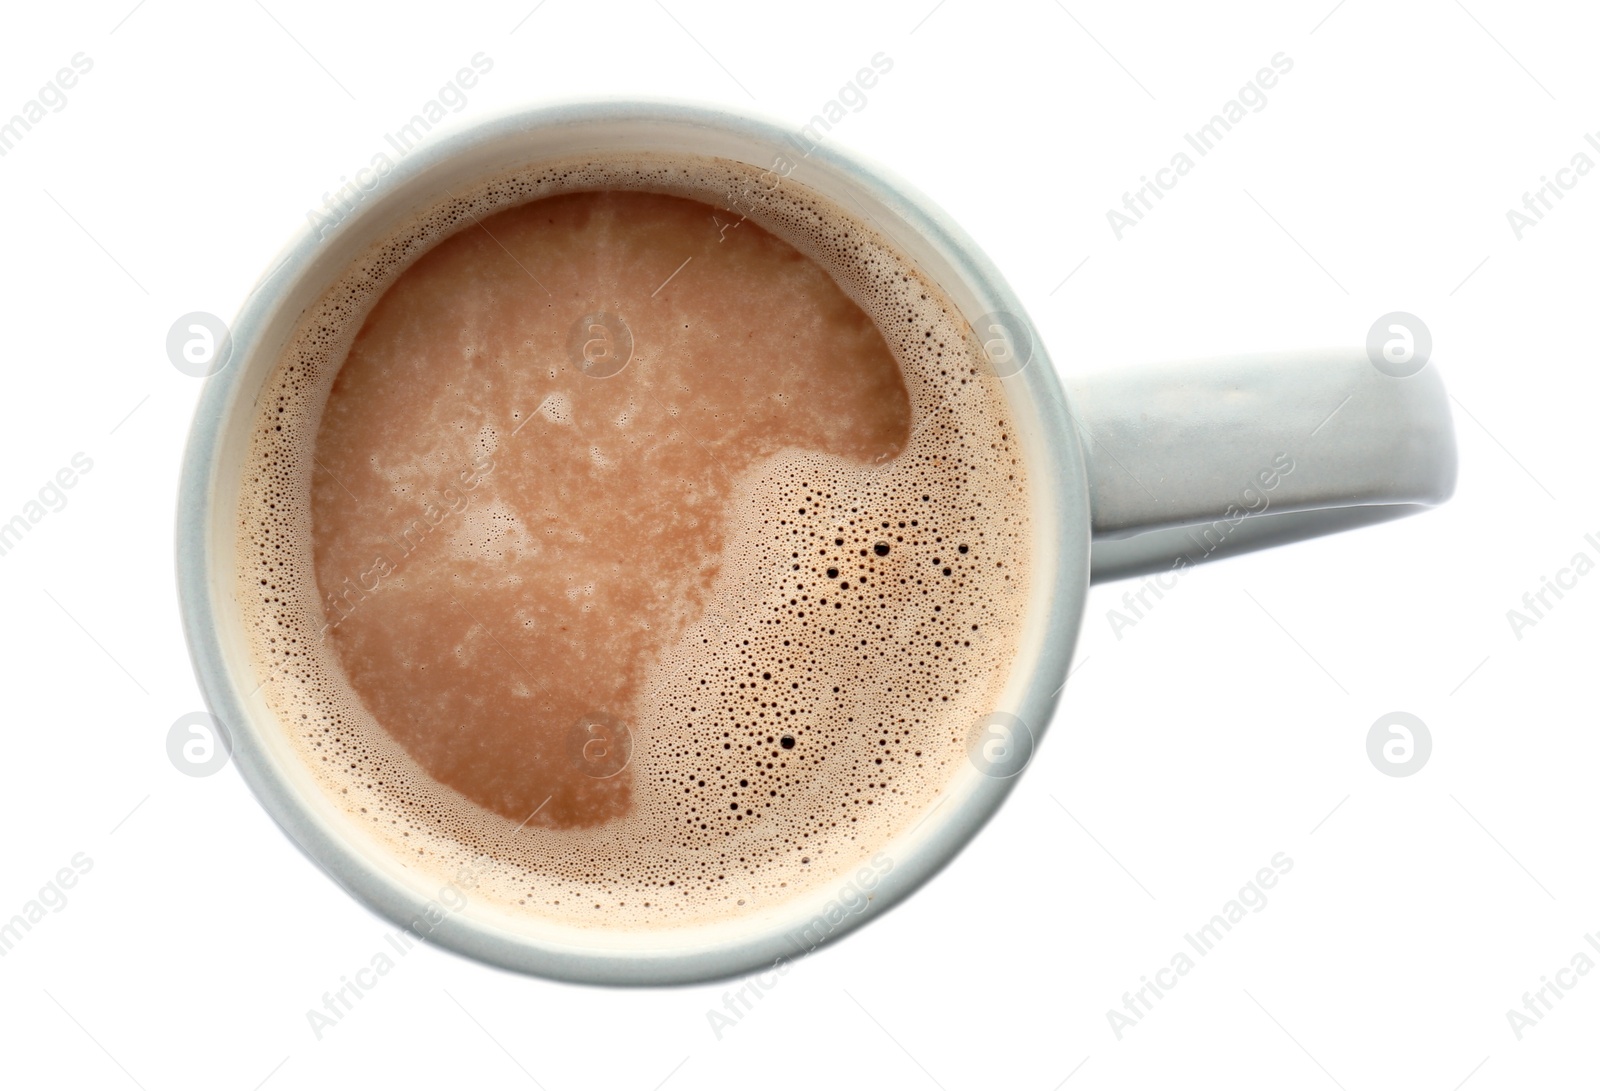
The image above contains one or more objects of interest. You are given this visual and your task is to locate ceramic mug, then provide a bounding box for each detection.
[176,99,1456,985]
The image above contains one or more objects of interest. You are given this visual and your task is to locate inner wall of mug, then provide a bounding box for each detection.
[185,100,1088,982]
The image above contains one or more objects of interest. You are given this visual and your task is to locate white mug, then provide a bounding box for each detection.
[176,99,1456,985]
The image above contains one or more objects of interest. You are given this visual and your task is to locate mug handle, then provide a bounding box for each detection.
[1064,350,1457,582]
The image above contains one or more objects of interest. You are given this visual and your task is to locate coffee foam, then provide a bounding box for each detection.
[236,153,1032,930]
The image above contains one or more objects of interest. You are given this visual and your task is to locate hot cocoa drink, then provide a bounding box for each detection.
[236,154,1032,928]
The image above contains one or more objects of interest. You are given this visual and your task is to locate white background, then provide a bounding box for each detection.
[1,1,1595,1088]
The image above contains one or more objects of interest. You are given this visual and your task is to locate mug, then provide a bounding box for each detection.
[176,99,1456,985]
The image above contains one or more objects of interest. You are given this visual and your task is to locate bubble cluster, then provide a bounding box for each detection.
[234,153,1032,929]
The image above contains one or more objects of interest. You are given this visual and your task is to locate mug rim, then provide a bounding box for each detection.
[175,95,1091,986]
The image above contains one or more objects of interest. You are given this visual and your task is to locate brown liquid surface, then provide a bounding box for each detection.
[312,191,912,829]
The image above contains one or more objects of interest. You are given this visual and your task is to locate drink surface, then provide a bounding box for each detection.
[237,155,1032,929]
